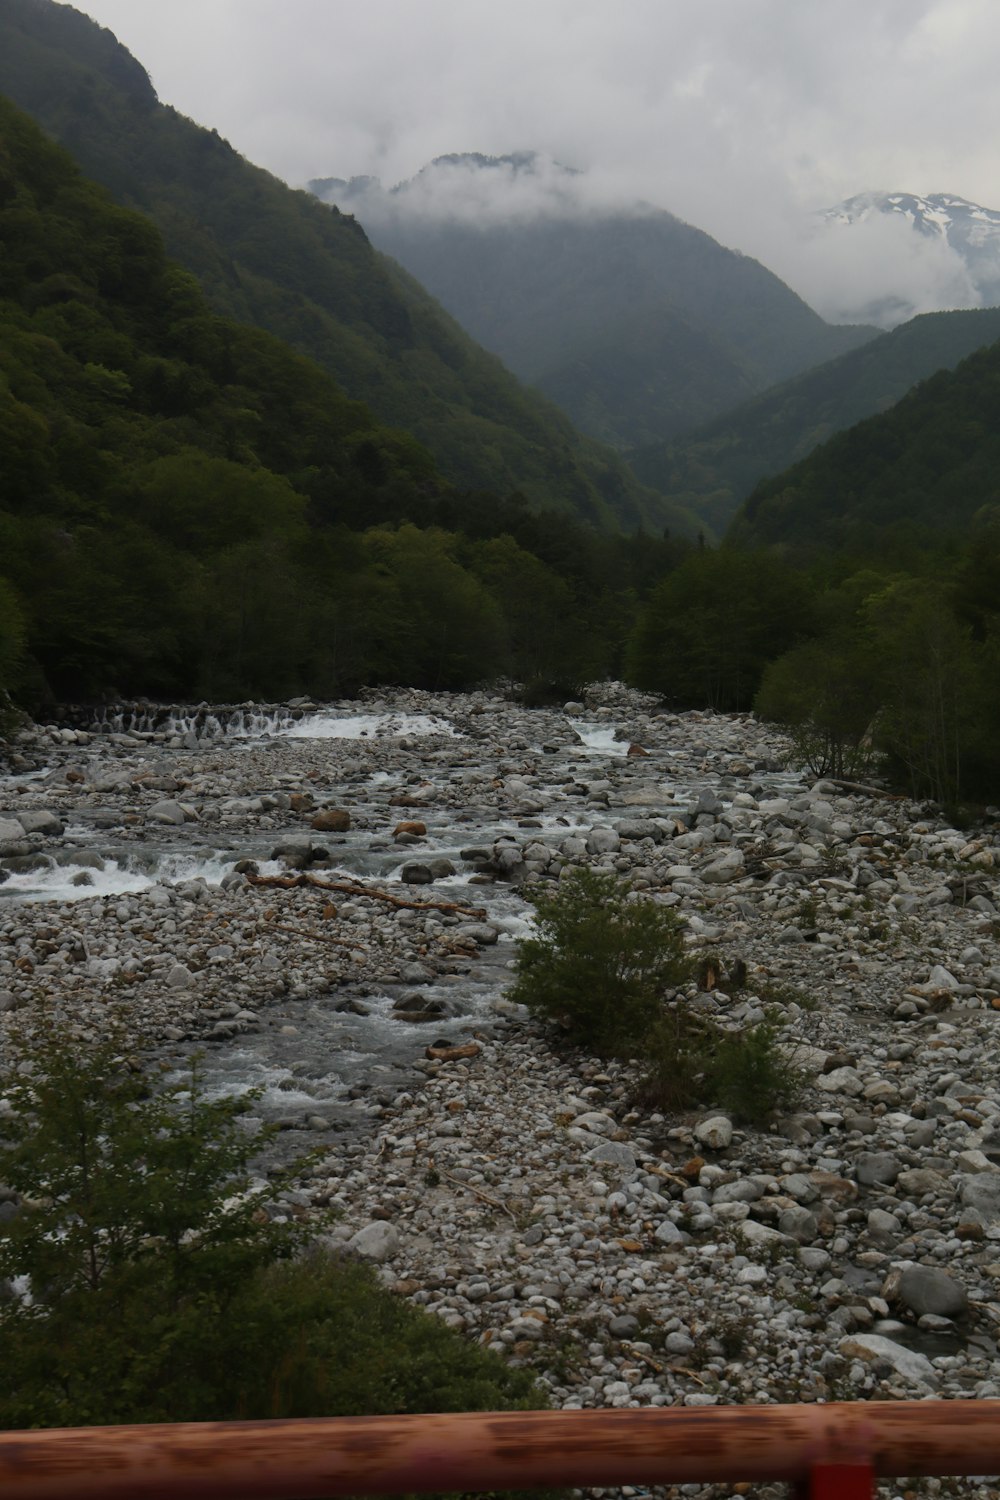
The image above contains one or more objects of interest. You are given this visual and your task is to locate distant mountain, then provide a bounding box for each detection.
[729,333,1000,551]
[628,306,1000,534]
[821,190,1000,324]
[0,2,669,533]
[311,154,878,451]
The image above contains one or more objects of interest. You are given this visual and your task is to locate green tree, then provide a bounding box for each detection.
[755,623,882,780]
[132,451,308,553]
[0,1021,546,1433]
[466,533,586,684]
[862,578,977,804]
[509,868,689,1055]
[361,524,505,688]
[0,576,25,708]
[626,548,815,709]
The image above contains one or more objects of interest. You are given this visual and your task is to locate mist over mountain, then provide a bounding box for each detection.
[311,153,878,451]
[788,191,1000,329]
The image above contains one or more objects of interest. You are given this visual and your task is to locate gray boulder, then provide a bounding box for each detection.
[700,850,745,884]
[897,1266,968,1319]
[855,1152,901,1186]
[896,1168,951,1199]
[348,1222,400,1263]
[695,1114,733,1150]
[16,810,63,836]
[778,1205,819,1243]
[148,800,187,826]
[586,1142,637,1173]
[454,923,499,946]
[713,1179,764,1204]
[614,819,663,843]
[839,1334,938,1389]
[961,1172,1000,1222]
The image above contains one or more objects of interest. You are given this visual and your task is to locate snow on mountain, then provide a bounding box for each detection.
[820,191,1000,323]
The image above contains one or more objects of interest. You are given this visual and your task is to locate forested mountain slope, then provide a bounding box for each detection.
[0,96,695,711]
[313,155,877,451]
[0,95,442,700]
[730,335,1000,551]
[0,0,668,531]
[628,307,1000,534]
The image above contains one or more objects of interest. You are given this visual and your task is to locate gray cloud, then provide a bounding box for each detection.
[771,214,983,326]
[76,0,1000,322]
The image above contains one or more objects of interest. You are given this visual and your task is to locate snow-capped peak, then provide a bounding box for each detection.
[825,190,1000,251]
[817,189,1000,325]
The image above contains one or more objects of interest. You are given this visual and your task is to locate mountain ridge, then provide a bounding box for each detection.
[628,305,1000,533]
[819,189,1000,324]
[0,0,671,532]
[729,330,1000,551]
[312,153,878,451]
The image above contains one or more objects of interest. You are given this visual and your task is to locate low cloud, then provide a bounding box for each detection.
[315,154,989,330]
[313,152,667,226]
[78,0,1000,328]
[775,213,982,326]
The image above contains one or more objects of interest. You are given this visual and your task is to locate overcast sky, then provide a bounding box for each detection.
[73,0,1000,321]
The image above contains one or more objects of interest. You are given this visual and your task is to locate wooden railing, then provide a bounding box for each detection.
[0,1403,998,1499]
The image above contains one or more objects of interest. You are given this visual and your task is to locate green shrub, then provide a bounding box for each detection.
[508,868,689,1055]
[0,1250,544,1429]
[509,873,802,1122]
[635,1010,805,1124]
[0,1024,299,1312]
[710,1015,806,1124]
[0,1021,547,1434]
[632,1008,716,1112]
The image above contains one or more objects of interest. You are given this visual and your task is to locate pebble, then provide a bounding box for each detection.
[4,685,1000,1495]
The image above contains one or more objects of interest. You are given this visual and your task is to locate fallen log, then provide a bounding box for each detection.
[428,1155,516,1220]
[425,1041,481,1062]
[828,778,907,801]
[264,920,367,952]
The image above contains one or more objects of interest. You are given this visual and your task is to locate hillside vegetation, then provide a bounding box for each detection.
[0,98,687,709]
[0,0,670,531]
[730,335,1000,551]
[628,307,1000,533]
[621,338,1000,804]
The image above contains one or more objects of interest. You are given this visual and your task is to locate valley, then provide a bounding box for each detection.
[3,0,1000,1474]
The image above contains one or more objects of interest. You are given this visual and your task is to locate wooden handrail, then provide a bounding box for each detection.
[0,1403,996,1498]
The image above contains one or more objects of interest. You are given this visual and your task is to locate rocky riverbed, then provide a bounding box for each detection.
[3,685,1000,1491]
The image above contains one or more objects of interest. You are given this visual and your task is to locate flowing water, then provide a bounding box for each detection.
[1,704,806,1150]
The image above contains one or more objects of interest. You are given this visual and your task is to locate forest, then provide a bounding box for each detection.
[4,88,1000,811]
[0,97,686,706]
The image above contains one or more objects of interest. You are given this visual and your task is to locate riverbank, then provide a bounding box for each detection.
[3,686,1000,1464]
